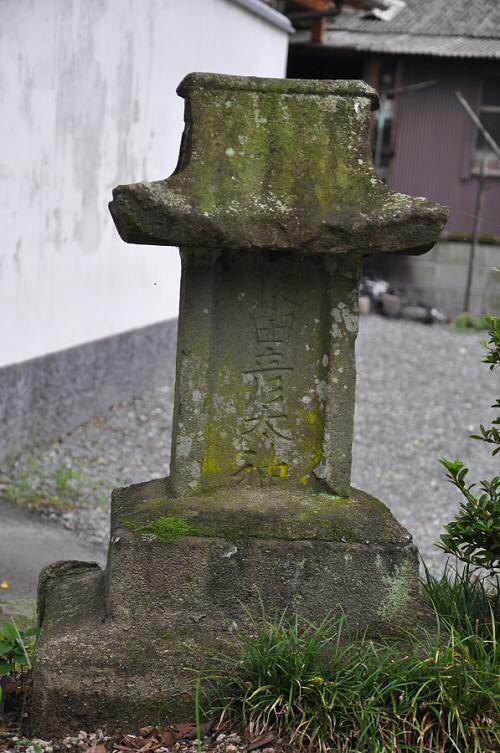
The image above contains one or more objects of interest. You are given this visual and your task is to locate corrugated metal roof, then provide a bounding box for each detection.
[333,0,500,39]
[319,30,500,59]
[292,0,500,59]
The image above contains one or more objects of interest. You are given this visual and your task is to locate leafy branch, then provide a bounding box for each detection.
[439,316,500,573]
[439,458,500,571]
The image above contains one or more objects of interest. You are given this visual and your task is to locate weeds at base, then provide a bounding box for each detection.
[197,572,499,753]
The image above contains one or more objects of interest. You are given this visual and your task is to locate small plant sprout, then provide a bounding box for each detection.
[55,464,81,492]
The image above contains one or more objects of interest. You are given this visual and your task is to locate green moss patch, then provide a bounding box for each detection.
[137,516,201,541]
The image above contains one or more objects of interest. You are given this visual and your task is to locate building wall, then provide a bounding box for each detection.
[0,0,289,369]
[390,57,500,238]
[0,0,290,462]
[365,55,500,318]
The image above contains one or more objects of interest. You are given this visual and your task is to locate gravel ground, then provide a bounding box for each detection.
[353,316,498,571]
[0,725,274,753]
[1,316,497,571]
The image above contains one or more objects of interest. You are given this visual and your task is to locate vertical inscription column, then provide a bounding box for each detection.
[234,306,295,486]
[322,257,362,497]
[170,248,218,497]
[199,251,329,493]
[171,250,361,499]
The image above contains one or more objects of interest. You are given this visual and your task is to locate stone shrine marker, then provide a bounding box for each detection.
[31,74,448,736]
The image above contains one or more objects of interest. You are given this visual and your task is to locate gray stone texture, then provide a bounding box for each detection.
[31,73,447,737]
[169,250,360,498]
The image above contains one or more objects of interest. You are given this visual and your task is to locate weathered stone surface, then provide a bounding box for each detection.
[170,250,359,497]
[31,73,447,737]
[31,477,425,738]
[109,74,447,256]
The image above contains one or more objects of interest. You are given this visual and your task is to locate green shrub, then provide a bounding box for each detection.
[439,459,500,571]
[440,317,500,572]
[0,620,37,676]
[0,620,38,708]
[454,312,494,331]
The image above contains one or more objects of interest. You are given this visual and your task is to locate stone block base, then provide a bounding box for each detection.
[31,477,426,738]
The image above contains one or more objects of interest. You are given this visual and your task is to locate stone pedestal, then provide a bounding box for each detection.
[31,73,447,737]
[31,479,424,736]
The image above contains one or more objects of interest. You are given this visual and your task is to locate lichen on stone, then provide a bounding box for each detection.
[376,557,415,621]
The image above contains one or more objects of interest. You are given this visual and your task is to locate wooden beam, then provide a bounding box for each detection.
[289,0,331,11]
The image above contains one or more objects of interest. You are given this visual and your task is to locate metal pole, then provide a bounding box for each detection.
[454,93,500,313]
[456,91,500,158]
[464,159,487,312]
[374,93,386,173]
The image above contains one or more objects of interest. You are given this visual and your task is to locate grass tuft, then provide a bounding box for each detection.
[200,587,499,752]
[421,560,499,643]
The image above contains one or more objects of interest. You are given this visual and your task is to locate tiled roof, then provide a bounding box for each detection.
[294,0,500,59]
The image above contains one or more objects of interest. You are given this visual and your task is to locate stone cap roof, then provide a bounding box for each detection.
[110,72,448,256]
[178,72,378,108]
[292,0,500,59]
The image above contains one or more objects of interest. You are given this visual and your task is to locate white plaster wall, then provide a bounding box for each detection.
[0,0,289,367]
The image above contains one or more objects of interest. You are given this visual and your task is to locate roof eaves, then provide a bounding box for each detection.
[229,0,295,34]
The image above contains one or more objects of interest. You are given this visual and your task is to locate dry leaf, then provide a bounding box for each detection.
[137,741,156,753]
[172,723,195,740]
[159,729,176,747]
[248,732,277,751]
[121,735,143,749]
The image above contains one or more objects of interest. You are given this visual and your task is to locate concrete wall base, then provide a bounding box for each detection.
[0,320,178,463]
[364,241,500,318]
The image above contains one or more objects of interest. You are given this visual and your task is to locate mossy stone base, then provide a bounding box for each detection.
[31,476,425,738]
[112,476,409,546]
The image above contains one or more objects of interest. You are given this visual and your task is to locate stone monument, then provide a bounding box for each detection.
[31,74,448,737]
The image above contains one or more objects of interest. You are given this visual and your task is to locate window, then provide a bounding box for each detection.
[373,59,398,182]
[474,78,500,173]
